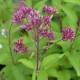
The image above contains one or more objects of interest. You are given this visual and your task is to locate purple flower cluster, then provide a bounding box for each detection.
[14,38,29,54]
[12,1,58,40]
[38,27,54,40]
[43,5,58,15]
[12,1,59,54]
[62,27,75,41]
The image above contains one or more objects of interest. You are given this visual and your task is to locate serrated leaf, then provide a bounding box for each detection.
[42,54,65,69]
[18,59,35,69]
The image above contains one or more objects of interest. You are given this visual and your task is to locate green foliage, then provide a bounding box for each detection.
[57,70,70,80]
[42,54,65,69]
[37,69,48,80]
[18,59,35,69]
[66,51,80,76]
[64,0,80,5]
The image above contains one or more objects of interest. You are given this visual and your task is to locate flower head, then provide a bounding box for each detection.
[43,5,58,15]
[14,38,29,54]
[53,7,59,14]
[44,16,53,27]
[12,1,57,44]
[47,31,54,40]
[62,27,75,41]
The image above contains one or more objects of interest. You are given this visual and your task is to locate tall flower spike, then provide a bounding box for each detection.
[62,27,75,41]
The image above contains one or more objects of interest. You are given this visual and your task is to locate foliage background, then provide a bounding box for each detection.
[0,0,80,80]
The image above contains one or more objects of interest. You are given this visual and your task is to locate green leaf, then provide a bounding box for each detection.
[34,0,46,12]
[47,68,58,77]
[51,21,61,32]
[61,5,77,29]
[57,40,72,52]
[2,66,15,80]
[12,65,25,80]
[66,51,80,76]
[57,56,72,69]
[38,69,48,80]
[32,71,37,80]
[64,0,80,5]
[73,35,80,51]
[18,59,35,69]
[57,70,70,80]
[42,54,65,69]
[25,0,32,7]
[52,0,78,29]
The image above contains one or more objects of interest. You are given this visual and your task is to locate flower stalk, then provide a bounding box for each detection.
[8,23,15,65]
[36,27,39,80]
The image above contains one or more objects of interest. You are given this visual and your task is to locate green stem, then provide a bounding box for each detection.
[35,27,39,80]
[8,23,15,65]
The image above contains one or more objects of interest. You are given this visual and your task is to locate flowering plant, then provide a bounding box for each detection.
[11,1,76,80]
[0,0,80,80]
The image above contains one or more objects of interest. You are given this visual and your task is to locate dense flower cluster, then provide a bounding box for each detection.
[14,38,29,54]
[12,1,59,54]
[12,1,58,40]
[62,27,75,41]
[43,5,58,15]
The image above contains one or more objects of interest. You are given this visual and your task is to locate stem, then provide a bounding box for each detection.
[40,39,62,51]
[36,27,39,80]
[8,23,15,65]
[30,0,39,79]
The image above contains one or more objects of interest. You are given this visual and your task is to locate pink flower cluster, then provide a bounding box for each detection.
[38,27,54,40]
[12,1,59,54]
[43,5,58,15]
[62,27,75,41]
[12,1,58,40]
[12,1,76,54]
[14,38,29,54]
